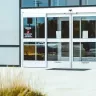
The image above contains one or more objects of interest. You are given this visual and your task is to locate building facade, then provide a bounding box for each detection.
[1,0,96,69]
[0,0,20,67]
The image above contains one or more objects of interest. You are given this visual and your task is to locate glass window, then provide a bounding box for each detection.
[81,42,96,61]
[21,0,48,7]
[24,42,45,61]
[21,0,80,7]
[61,20,69,38]
[47,17,57,38]
[47,17,69,38]
[36,42,45,60]
[82,0,96,5]
[81,17,96,38]
[73,16,96,38]
[35,0,48,7]
[22,0,35,7]
[36,18,45,38]
[73,42,80,61]
[47,42,69,61]
[61,42,69,57]
[73,42,96,61]
[73,17,80,38]
[23,17,45,38]
[24,18,35,38]
[51,0,79,6]
[24,42,35,60]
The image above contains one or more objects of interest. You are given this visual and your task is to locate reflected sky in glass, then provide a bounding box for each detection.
[74,16,96,20]
[22,0,79,7]
[22,0,48,7]
[82,0,96,5]
[24,18,44,27]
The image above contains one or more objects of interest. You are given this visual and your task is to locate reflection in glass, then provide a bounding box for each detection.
[24,17,45,38]
[22,0,35,7]
[61,43,69,57]
[24,42,35,60]
[82,0,96,5]
[47,42,69,61]
[21,0,79,7]
[36,42,45,60]
[47,42,58,61]
[73,43,80,61]
[24,18,35,38]
[22,0,48,7]
[47,17,57,38]
[81,17,96,38]
[81,42,96,61]
[24,42,45,61]
[73,17,80,38]
[61,20,69,38]
[35,0,48,7]
[36,18,45,38]
[73,16,96,38]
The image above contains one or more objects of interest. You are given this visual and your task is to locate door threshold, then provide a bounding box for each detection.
[47,68,90,71]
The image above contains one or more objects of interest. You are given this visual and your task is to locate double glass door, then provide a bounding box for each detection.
[22,13,96,69]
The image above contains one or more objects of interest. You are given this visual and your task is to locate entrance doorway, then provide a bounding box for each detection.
[21,12,96,69]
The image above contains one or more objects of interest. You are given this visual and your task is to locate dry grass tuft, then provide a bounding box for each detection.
[0,68,46,96]
[0,84,45,96]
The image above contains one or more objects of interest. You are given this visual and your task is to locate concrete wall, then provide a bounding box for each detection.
[0,0,20,65]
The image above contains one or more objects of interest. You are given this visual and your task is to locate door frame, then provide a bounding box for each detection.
[72,13,96,69]
[47,14,72,68]
[21,11,96,69]
[21,13,47,67]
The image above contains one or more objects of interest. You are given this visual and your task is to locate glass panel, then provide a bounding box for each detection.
[24,42,45,61]
[47,17,69,38]
[22,0,35,7]
[47,42,57,61]
[81,42,96,61]
[21,0,48,7]
[81,17,96,38]
[61,20,69,38]
[50,0,79,6]
[21,0,79,7]
[61,42,69,57]
[47,17,57,38]
[65,0,79,6]
[36,18,45,38]
[47,42,69,61]
[73,42,80,61]
[36,42,45,60]
[73,17,80,38]
[24,18,35,38]
[82,0,96,5]
[24,17,45,38]
[35,0,48,7]
[24,42,35,60]
[73,16,96,38]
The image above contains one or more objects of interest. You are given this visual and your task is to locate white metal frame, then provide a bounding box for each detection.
[21,7,96,69]
[21,13,47,67]
[72,13,96,69]
[47,14,72,68]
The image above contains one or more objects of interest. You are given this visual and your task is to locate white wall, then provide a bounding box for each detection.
[0,48,19,65]
[0,0,19,65]
[0,0,19,45]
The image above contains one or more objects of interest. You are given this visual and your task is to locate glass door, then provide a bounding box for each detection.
[21,13,46,67]
[47,14,71,68]
[72,13,96,69]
